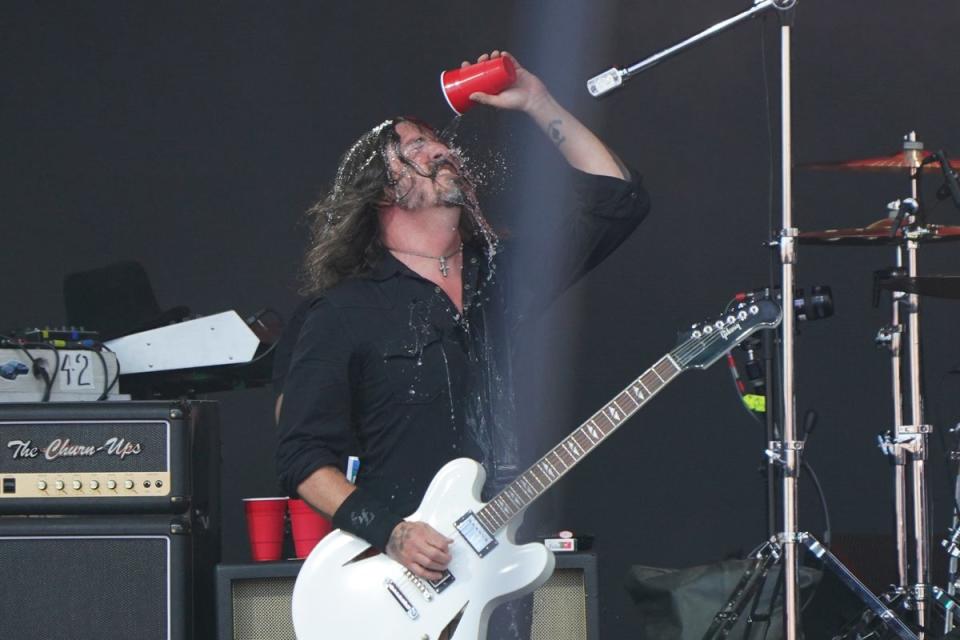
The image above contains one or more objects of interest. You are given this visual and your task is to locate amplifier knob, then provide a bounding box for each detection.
[37,480,47,491]
[107,480,117,490]
[54,480,65,491]
[71,480,82,490]
[90,480,100,490]
[124,480,135,490]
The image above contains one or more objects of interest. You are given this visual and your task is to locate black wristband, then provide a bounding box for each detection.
[332,487,404,551]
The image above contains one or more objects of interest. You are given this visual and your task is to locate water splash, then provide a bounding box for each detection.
[331,119,395,201]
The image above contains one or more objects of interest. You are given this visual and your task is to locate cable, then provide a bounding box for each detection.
[802,458,831,548]
[1,334,60,402]
[92,348,111,401]
[99,343,121,400]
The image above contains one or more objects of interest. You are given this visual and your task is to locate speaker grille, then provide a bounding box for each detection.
[0,537,168,640]
[231,578,296,640]
[532,568,588,640]
[219,556,596,640]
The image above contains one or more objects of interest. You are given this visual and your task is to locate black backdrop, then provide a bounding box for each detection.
[2,1,959,637]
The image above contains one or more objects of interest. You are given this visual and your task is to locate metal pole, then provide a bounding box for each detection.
[778,22,801,640]
[907,236,931,637]
[892,249,910,590]
[903,132,931,638]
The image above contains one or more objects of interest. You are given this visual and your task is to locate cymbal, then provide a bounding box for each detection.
[877,275,960,300]
[797,218,960,245]
[799,150,960,172]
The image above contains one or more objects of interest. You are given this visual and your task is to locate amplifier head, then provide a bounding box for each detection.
[0,401,219,515]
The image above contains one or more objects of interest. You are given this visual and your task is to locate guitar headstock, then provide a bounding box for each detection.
[672,298,782,370]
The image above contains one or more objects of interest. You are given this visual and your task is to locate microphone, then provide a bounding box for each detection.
[587,68,623,98]
[934,150,960,210]
[887,197,919,238]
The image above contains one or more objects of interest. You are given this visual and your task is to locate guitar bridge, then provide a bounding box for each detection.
[384,579,419,620]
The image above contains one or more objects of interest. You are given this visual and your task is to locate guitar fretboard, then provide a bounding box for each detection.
[474,354,682,535]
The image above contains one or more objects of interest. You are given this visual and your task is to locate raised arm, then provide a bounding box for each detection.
[466,50,630,180]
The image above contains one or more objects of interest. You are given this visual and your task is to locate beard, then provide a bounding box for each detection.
[394,158,475,211]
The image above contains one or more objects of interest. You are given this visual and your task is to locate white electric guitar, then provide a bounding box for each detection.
[292,298,782,640]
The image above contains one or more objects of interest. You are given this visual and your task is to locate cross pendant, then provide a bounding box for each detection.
[438,256,449,277]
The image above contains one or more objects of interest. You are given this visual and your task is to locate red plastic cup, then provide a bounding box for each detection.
[441,56,517,115]
[289,498,333,558]
[243,497,288,562]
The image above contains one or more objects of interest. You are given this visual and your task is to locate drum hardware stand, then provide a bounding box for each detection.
[903,133,934,638]
[702,532,919,640]
[870,133,960,637]
[583,1,894,636]
[893,134,937,638]
[875,266,912,601]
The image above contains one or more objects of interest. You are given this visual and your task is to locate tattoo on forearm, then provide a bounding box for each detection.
[387,522,411,555]
[547,119,566,146]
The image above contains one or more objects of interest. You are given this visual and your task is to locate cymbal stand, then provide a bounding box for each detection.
[877,132,958,638]
[904,132,935,639]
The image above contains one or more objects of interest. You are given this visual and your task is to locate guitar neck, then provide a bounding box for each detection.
[474,353,683,535]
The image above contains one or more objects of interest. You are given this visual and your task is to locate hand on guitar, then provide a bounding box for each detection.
[386,521,454,581]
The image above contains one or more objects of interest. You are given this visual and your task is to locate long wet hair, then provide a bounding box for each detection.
[300,117,498,295]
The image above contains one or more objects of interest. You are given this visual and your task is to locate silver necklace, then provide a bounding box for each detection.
[387,243,463,277]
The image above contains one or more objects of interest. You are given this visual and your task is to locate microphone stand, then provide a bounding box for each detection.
[586,0,793,97]
[587,3,918,639]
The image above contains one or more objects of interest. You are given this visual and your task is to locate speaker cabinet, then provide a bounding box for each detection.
[0,514,215,640]
[216,552,599,640]
[531,552,599,640]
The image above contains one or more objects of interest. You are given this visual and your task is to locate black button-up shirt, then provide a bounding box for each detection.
[276,168,650,517]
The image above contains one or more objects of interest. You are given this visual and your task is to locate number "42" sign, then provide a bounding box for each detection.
[58,352,95,390]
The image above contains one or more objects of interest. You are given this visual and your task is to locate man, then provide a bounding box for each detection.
[276,50,649,635]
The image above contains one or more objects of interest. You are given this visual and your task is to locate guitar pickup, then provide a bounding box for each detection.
[428,569,455,593]
[455,511,498,558]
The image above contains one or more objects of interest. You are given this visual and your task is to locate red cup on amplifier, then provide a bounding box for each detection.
[441,56,517,115]
[289,498,333,558]
[242,497,288,562]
